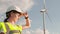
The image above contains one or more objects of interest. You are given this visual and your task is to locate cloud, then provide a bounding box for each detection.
[0,0,34,13]
[22,28,50,34]
[23,29,60,34]
[52,32,59,34]
[0,0,34,21]
[34,28,49,34]
[20,0,34,11]
[35,29,44,34]
[26,31,31,34]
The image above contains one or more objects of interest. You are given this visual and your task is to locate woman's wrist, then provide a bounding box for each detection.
[25,17,29,19]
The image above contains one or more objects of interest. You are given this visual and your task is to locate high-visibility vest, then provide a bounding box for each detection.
[0,22,22,34]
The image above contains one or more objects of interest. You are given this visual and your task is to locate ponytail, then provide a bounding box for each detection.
[4,11,10,22]
[4,17,9,22]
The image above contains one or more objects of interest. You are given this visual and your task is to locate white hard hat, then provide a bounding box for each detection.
[7,5,22,13]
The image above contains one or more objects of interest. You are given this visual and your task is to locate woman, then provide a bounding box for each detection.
[0,6,30,34]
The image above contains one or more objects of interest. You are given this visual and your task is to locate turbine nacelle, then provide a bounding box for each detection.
[40,9,47,13]
[40,9,48,13]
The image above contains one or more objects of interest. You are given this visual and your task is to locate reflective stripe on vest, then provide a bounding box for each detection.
[9,30,21,34]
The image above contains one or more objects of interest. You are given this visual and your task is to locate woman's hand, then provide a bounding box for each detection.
[23,12,29,18]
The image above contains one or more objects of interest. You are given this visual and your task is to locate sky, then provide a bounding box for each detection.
[0,0,60,34]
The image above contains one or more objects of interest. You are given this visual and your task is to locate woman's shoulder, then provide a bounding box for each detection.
[0,22,4,23]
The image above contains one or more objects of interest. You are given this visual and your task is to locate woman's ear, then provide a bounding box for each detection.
[10,12,14,17]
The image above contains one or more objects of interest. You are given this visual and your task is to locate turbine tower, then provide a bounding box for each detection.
[40,0,47,34]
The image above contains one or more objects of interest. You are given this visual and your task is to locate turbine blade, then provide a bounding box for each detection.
[46,13,53,23]
[43,0,46,9]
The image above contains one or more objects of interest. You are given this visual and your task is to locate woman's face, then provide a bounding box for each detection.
[10,12,22,22]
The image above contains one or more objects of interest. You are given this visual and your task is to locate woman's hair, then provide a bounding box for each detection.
[4,18,9,22]
[4,10,22,22]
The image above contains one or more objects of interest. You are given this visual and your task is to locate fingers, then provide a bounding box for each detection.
[23,12,29,17]
[24,12,28,15]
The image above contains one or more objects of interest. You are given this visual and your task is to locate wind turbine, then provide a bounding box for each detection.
[40,0,53,34]
[40,0,47,34]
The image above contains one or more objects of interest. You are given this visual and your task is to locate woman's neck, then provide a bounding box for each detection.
[7,18,15,24]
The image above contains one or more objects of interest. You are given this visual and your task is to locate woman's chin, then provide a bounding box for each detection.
[15,20,18,22]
